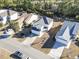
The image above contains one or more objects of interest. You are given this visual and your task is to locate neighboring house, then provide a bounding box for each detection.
[0,9,19,24]
[31,16,53,36]
[17,13,38,32]
[55,21,79,48]
[16,13,28,31]
[24,13,39,25]
[21,13,39,36]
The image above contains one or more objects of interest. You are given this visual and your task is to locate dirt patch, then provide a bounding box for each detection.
[32,32,50,54]
[0,48,12,59]
[15,38,25,42]
[61,43,79,59]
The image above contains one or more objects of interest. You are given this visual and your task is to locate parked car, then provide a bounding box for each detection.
[26,57,32,59]
[10,51,23,59]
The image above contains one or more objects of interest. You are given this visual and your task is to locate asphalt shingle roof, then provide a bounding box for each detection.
[56,21,79,41]
[0,9,17,17]
[32,16,53,30]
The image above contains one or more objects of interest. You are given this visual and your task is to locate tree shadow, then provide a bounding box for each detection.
[13,28,31,38]
[42,25,62,48]
[53,16,64,22]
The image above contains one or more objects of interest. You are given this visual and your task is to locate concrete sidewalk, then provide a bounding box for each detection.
[22,36,37,45]
[48,41,65,59]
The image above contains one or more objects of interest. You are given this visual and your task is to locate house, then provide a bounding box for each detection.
[0,9,19,24]
[23,13,39,25]
[55,21,79,48]
[31,16,53,36]
[21,13,39,36]
[12,13,53,37]
[16,13,28,31]
[17,13,39,31]
[14,13,39,37]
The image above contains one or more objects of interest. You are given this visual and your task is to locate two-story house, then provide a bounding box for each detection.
[31,16,53,36]
[55,21,79,48]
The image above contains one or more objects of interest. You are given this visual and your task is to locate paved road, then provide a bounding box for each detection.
[0,39,53,59]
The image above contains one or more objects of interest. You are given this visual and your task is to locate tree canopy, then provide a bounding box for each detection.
[0,0,79,17]
[58,0,79,17]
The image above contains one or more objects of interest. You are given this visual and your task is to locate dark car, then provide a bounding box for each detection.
[10,51,23,59]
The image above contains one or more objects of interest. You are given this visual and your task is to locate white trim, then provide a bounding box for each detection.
[31,30,40,35]
[0,10,6,14]
[56,37,67,45]
[48,21,53,31]
[66,40,72,49]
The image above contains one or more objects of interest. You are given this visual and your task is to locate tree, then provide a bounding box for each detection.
[3,0,13,7]
[0,0,4,8]
[15,0,24,11]
[58,0,79,17]
[22,0,32,11]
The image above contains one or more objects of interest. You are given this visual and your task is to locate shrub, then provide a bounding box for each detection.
[0,23,3,28]
[9,20,20,32]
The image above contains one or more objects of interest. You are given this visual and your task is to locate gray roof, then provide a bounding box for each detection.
[32,16,53,30]
[57,26,70,41]
[56,21,79,41]
[0,9,18,17]
[56,21,79,36]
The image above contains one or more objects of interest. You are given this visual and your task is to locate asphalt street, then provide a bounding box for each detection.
[0,39,53,59]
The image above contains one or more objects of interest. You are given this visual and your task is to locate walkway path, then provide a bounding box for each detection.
[48,41,65,59]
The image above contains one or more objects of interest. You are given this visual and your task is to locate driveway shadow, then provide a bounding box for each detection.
[42,35,56,48]
[42,25,62,48]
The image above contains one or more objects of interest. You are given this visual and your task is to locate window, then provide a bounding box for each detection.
[32,27,40,31]
[44,26,48,29]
